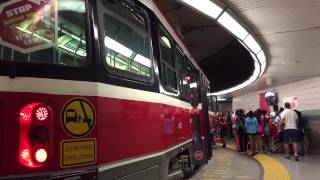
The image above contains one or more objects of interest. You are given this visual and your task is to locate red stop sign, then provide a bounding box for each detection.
[0,0,56,54]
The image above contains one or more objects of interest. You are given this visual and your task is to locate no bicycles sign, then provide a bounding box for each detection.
[61,97,96,138]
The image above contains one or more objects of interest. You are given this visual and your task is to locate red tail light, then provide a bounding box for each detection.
[19,103,51,168]
[35,148,48,163]
[35,107,49,121]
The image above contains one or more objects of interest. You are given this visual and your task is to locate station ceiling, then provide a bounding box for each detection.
[155,0,320,97]
[155,0,254,92]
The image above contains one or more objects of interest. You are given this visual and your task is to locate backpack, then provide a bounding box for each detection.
[236,116,246,133]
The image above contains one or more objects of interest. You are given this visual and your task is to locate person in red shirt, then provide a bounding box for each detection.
[218,112,228,148]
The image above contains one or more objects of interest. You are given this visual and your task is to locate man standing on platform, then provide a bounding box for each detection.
[281,102,299,161]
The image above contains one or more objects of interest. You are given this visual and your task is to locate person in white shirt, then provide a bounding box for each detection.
[281,102,299,161]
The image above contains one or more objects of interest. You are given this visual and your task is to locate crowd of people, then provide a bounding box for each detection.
[210,102,308,161]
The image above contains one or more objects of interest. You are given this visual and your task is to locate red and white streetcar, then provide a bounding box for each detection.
[0,0,213,179]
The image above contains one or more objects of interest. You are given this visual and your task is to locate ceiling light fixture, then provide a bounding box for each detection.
[217,12,249,40]
[180,0,223,19]
[257,51,266,64]
[217,98,227,101]
[243,35,261,54]
[259,62,266,77]
[178,0,268,96]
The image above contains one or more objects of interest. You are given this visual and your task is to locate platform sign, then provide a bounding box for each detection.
[61,98,96,138]
[61,138,96,168]
[0,0,57,54]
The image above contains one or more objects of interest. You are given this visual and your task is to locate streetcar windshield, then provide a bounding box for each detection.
[0,0,88,66]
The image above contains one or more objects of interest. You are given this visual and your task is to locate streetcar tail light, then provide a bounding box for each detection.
[19,102,51,168]
[35,148,48,163]
[35,107,49,121]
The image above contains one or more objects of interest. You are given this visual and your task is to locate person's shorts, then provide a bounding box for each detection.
[247,133,257,136]
[283,129,298,143]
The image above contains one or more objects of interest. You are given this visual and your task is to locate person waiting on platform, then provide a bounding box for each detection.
[236,109,247,153]
[245,111,258,156]
[218,112,228,148]
[281,102,299,161]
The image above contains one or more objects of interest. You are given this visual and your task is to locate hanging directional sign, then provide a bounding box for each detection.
[0,0,57,53]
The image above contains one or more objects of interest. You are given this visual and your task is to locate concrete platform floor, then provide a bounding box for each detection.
[188,143,320,180]
[268,153,320,180]
[189,147,262,180]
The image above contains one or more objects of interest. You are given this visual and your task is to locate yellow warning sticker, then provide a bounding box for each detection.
[61,138,96,168]
[61,98,96,137]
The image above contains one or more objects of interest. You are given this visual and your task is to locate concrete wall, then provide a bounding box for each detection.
[219,102,232,112]
[233,76,320,154]
[233,76,320,111]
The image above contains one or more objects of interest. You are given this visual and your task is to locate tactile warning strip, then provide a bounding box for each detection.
[254,154,291,180]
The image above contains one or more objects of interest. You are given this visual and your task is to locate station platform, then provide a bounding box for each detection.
[189,144,320,180]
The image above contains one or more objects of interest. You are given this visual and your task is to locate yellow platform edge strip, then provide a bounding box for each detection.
[215,143,291,180]
[254,154,291,180]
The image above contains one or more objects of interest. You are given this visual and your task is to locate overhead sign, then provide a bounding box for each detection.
[61,97,96,137]
[61,138,96,168]
[0,0,57,53]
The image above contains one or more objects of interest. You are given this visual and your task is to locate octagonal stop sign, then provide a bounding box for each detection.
[0,0,56,54]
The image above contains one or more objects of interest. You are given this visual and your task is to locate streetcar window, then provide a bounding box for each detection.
[207,96,213,111]
[0,0,88,66]
[158,26,177,91]
[175,48,187,76]
[103,0,152,79]
[175,47,189,100]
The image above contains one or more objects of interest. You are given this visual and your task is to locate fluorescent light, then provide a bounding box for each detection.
[134,54,151,67]
[249,52,258,62]
[254,65,260,77]
[237,39,249,51]
[257,50,266,77]
[105,36,133,58]
[257,50,266,64]
[160,36,171,48]
[183,80,188,85]
[180,0,223,19]
[259,62,266,77]
[249,52,261,77]
[58,0,86,13]
[243,35,261,54]
[189,82,197,88]
[218,12,249,40]
[217,98,226,101]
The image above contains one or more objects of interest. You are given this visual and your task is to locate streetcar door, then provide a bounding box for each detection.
[188,72,206,165]
[201,75,212,160]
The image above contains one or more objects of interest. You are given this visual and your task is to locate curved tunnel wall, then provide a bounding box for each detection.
[233,76,320,154]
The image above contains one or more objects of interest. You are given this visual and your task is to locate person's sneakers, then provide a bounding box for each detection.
[295,155,299,161]
[285,155,290,159]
